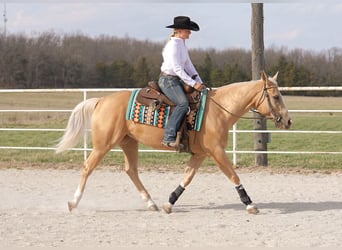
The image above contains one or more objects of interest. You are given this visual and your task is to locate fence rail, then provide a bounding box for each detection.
[1,87,342,165]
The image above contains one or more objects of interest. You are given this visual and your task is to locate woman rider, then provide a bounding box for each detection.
[158,16,206,148]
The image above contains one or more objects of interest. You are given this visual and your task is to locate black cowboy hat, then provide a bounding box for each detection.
[166,16,200,31]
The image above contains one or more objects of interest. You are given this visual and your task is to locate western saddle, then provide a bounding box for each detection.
[136,81,201,111]
[135,81,202,153]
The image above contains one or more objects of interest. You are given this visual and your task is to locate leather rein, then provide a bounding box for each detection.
[207,84,280,121]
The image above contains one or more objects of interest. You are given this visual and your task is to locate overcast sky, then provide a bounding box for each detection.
[2,1,342,52]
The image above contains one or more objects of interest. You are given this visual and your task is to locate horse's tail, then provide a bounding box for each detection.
[55,98,100,154]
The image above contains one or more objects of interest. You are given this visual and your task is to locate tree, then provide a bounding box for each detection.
[210,67,224,87]
[1,32,342,92]
[134,57,150,88]
[95,62,109,88]
[223,63,249,84]
[109,60,134,87]
[198,53,213,84]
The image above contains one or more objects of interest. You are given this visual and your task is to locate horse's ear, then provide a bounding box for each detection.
[272,71,279,81]
[261,71,268,82]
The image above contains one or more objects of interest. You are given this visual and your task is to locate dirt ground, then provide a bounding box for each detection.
[1,167,342,247]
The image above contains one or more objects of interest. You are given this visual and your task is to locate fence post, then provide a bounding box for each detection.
[251,3,268,166]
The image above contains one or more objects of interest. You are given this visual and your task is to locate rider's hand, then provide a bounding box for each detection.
[194,82,206,92]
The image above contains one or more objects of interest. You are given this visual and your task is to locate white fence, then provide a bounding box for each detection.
[1,87,342,165]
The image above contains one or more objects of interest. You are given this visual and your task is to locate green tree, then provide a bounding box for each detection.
[134,56,150,87]
[210,67,224,87]
[222,63,249,84]
[198,53,213,84]
[109,60,134,87]
[95,62,110,88]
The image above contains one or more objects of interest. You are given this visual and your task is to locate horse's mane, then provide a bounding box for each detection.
[210,79,261,97]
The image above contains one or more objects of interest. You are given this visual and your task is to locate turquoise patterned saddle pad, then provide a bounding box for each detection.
[126,89,207,131]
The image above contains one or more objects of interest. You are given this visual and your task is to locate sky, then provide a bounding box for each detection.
[1,1,342,52]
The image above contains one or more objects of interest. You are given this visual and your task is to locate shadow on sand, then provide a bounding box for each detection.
[177,201,342,214]
[91,201,342,214]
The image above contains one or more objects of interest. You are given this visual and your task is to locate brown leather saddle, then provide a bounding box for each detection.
[135,81,202,153]
[136,81,201,111]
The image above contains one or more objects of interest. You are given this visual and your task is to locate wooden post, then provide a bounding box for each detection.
[251,3,268,166]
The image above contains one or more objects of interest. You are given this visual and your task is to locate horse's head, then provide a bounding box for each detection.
[255,71,292,129]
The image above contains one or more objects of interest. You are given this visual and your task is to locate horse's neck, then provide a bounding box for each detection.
[213,80,263,119]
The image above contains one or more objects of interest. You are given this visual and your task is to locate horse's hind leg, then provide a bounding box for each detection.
[120,136,158,211]
[68,148,109,211]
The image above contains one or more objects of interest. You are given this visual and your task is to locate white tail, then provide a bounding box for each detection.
[55,98,100,153]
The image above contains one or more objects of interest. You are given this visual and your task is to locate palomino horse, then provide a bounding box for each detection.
[56,71,292,214]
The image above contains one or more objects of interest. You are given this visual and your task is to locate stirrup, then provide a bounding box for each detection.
[162,130,184,150]
[162,141,184,150]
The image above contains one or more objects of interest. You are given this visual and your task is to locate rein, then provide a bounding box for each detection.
[207,85,277,121]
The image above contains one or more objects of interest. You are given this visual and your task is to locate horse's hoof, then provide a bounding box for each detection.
[162,202,172,214]
[68,201,75,212]
[246,204,259,214]
[146,199,159,211]
[148,204,159,211]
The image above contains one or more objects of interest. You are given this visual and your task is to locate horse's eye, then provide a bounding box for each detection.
[273,95,280,100]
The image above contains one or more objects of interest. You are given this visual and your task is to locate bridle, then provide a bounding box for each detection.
[252,84,283,123]
[208,83,283,123]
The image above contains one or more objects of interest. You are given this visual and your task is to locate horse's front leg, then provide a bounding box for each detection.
[163,153,206,214]
[210,146,259,214]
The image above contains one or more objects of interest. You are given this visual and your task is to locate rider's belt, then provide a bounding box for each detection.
[160,72,180,79]
[160,72,197,81]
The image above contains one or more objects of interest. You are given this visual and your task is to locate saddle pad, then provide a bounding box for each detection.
[126,89,207,131]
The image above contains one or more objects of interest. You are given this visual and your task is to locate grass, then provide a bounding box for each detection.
[0,92,342,171]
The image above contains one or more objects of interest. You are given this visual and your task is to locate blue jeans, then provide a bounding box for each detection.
[158,76,189,142]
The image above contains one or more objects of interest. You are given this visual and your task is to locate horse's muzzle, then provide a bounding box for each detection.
[274,116,292,129]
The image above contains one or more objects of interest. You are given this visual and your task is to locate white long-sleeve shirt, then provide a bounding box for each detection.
[160,37,203,87]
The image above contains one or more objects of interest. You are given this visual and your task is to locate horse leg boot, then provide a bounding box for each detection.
[120,137,158,211]
[235,184,259,214]
[210,147,259,214]
[162,184,185,214]
[163,154,205,214]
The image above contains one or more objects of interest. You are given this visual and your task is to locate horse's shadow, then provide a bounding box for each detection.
[91,201,342,214]
[178,201,342,214]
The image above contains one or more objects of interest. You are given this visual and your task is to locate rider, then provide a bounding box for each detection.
[158,16,206,148]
